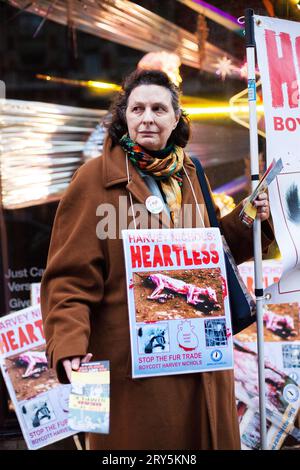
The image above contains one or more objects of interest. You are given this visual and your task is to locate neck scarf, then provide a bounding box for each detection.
[120,135,184,225]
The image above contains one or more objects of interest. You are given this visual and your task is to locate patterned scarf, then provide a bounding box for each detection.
[120,134,184,225]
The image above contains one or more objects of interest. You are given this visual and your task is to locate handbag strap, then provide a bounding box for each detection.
[191,157,219,228]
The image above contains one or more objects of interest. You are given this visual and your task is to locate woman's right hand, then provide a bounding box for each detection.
[62,353,93,382]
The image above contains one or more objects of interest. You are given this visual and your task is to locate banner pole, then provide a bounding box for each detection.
[245,8,268,450]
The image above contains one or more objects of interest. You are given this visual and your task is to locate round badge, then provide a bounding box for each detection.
[283,384,299,403]
[145,196,164,214]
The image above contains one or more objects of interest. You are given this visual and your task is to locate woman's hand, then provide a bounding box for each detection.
[62,353,93,382]
[253,192,270,222]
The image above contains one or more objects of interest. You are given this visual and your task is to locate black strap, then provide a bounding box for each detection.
[191,157,219,228]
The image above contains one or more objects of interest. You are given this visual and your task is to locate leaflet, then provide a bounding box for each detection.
[239,158,283,227]
[68,361,110,434]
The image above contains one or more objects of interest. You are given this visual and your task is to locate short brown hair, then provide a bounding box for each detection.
[107,69,190,148]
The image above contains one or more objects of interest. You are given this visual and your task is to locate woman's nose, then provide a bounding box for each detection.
[142,108,154,124]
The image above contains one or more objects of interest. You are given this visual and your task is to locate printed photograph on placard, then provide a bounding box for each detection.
[263,304,299,341]
[21,395,56,430]
[133,268,225,322]
[4,346,59,401]
[282,344,300,369]
[235,303,300,343]
[234,342,300,415]
[137,323,170,355]
[204,318,228,347]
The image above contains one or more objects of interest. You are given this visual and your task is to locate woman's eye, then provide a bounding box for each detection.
[132,106,142,112]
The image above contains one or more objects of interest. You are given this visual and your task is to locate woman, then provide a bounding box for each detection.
[41,70,273,450]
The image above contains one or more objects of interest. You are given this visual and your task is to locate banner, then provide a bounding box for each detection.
[0,305,75,449]
[122,228,234,378]
[235,261,300,449]
[254,15,300,303]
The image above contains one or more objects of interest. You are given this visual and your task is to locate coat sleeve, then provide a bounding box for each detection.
[41,163,105,383]
[205,176,274,265]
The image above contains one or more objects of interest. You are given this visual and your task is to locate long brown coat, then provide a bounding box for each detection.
[41,139,273,450]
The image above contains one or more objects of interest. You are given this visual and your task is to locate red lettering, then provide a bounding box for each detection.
[265,30,299,108]
[286,117,297,131]
[34,320,45,339]
[171,245,182,266]
[130,246,141,268]
[25,324,38,343]
[0,333,9,354]
[152,245,164,268]
[162,245,173,267]
[210,250,219,264]
[141,246,151,268]
[274,116,284,130]
[273,116,300,131]
[192,250,202,265]
[18,327,30,348]
[7,330,18,351]
[209,243,219,263]
[183,248,193,266]
[295,36,300,105]
[201,250,210,265]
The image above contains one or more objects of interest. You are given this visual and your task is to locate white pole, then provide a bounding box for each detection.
[245,8,267,450]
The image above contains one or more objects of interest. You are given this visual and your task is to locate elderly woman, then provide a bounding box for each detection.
[41,70,273,450]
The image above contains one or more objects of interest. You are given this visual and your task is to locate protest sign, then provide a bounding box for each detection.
[0,305,75,449]
[122,228,234,378]
[255,15,300,303]
[234,260,300,449]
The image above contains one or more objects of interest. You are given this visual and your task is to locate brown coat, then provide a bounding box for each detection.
[41,139,273,450]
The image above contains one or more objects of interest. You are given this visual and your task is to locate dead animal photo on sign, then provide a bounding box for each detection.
[133,268,225,323]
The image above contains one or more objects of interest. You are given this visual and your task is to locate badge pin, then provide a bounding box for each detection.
[145,195,164,214]
[283,383,299,403]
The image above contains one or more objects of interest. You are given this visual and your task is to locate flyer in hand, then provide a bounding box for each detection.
[122,228,234,378]
[68,361,110,434]
[239,158,283,227]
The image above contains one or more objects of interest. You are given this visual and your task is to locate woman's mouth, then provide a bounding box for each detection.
[139,132,157,137]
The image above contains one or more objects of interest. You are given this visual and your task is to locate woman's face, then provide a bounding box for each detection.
[125,84,179,151]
